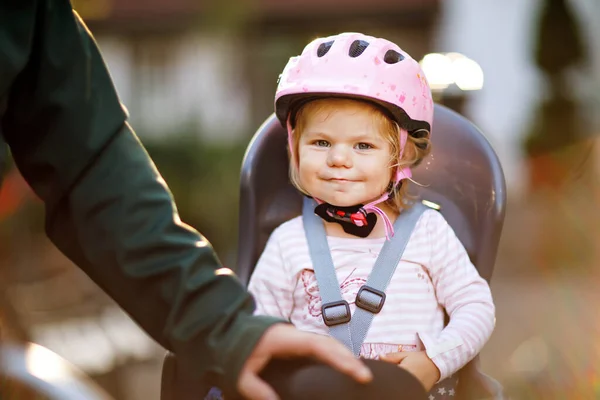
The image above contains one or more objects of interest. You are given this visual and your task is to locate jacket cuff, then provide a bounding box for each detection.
[417,332,462,381]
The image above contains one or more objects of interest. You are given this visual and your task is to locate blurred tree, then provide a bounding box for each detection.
[196,0,256,34]
[144,137,247,267]
[533,0,585,78]
[522,0,597,272]
[71,0,113,21]
[523,0,589,183]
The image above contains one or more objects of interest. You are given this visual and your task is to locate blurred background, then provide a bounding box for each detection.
[1,0,599,398]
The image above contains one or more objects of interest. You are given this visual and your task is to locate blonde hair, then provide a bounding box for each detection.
[288,98,431,212]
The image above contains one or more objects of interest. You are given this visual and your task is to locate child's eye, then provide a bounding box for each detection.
[314,140,330,147]
[356,142,373,150]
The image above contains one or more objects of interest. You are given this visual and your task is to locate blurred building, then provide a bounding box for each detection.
[77,0,440,142]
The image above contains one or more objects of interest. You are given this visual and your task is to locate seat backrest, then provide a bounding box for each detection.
[236,104,506,285]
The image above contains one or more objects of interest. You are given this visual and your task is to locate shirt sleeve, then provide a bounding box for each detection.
[248,227,295,320]
[0,2,281,393]
[417,210,496,381]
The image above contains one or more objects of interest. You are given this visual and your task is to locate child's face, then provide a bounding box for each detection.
[297,101,393,207]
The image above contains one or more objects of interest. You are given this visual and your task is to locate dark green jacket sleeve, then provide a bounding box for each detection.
[0,0,281,391]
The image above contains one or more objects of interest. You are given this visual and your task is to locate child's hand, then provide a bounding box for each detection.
[380,351,440,392]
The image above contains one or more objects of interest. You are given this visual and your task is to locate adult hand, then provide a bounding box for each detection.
[237,324,372,400]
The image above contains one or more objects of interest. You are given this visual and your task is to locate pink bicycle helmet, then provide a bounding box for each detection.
[275,32,434,239]
[275,32,434,137]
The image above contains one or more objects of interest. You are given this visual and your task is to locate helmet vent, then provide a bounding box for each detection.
[349,40,369,57]
[410,129,429,138]
[410,128,430,150]
[383,50,404,64]
[317,41,334,57]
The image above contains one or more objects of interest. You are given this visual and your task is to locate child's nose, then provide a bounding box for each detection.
[327,145,352,167]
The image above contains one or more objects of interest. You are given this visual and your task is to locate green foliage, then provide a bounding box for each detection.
[144,138,248,266]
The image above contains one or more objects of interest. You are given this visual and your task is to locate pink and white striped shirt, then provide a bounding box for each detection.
[248,209,495,381]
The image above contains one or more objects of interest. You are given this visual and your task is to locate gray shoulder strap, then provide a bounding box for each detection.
[302,197,354,351]
[302,196,428,356]
[348,202,428,355]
